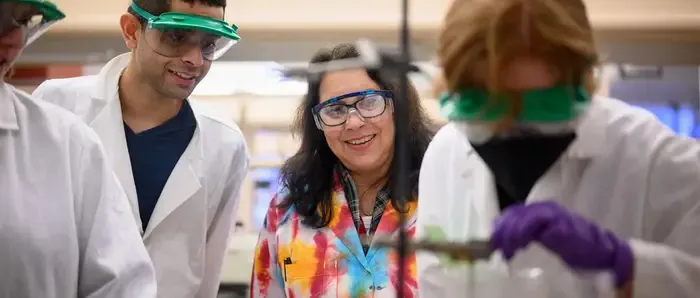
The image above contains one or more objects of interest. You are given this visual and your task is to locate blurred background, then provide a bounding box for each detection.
[9,0,700,296]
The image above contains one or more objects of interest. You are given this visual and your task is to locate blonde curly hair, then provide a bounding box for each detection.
[437,0,599,128]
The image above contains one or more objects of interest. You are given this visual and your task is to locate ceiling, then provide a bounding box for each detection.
[19,33,700,65]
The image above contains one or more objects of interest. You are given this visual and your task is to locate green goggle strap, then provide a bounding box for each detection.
[2,0,65,22]
[440,85,591,123]
[129,2,240,41]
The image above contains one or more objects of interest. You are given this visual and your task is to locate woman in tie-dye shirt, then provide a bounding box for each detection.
[250,43,435,298]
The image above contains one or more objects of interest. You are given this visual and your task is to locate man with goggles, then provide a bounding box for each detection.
[0,0,157,297]
[313,89,393,129]
[32,1,248,297]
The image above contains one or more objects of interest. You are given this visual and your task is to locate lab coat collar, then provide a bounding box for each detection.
[143,129,204,238]
[87,53,141,230]
[461,149,499,238]
[460,96,608,160]
[565,96,608,159]
[88,52,205,238]
[460,98,609,231]
[90,53,131,101]
[0,83,19,131]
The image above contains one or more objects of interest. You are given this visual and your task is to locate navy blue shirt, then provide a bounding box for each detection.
[124,100,196,230]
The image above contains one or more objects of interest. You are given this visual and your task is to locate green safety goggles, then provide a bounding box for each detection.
[130,2,240,61]
[440,85,591,123]
[0,0,65,45]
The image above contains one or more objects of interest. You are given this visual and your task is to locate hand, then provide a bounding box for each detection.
[490,201,634,287]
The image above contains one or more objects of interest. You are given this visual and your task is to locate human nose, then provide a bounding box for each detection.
[344,108,365,129]
[181,45,205,67]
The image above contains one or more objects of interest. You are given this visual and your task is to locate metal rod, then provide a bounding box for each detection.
[373,238,494,262]
[394,0,411,296]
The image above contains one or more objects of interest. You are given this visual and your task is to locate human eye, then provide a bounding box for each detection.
[322,105,347,118]
[161,29,188,44]
[358,95,383,109]
[201,35,220,51]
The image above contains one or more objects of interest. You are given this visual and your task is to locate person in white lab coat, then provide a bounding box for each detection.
[417,0,700,297]
[30,0,249,297]
[0,0,157,297]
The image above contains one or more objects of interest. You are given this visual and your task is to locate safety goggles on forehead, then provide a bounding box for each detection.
[0,0,64,45]
[312,89,393,130]
[130,2,240,61]
[440,85,590,124]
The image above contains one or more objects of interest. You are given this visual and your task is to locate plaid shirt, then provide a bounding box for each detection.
[337,165,390,251]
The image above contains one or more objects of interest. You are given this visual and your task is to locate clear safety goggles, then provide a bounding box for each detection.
[0,0,65,46]
[312,89,393,130]
[130,2,240,61]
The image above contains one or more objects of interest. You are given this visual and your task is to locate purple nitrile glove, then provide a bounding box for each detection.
[490,201,634,288]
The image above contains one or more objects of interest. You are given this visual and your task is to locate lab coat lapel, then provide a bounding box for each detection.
[465,150,500,239]
[366,200,417,261]
[88,54,142,231]
[90,99,140,224]
[0,83,19,130]
[525,101,608,205]
[143,123,204,239]
[327,185,370,269]
[87,52,206,238]
[526,169,564,204]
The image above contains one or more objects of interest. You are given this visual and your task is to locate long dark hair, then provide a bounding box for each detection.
[278,43,435,229]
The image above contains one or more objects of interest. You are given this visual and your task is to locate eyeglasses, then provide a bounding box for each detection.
[312,89,393,129]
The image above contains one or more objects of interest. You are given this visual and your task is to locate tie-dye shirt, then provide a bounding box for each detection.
[250,172,418,298]
[337,165,390,253]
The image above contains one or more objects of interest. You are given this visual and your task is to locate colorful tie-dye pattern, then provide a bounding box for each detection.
[250,176,418,298]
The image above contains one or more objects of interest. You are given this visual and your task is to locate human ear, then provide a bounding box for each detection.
[119,13,141,50]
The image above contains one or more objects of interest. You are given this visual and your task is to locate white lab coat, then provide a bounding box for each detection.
[0,82,156,297]
[31,53,250,298]
[417,96,700,297]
